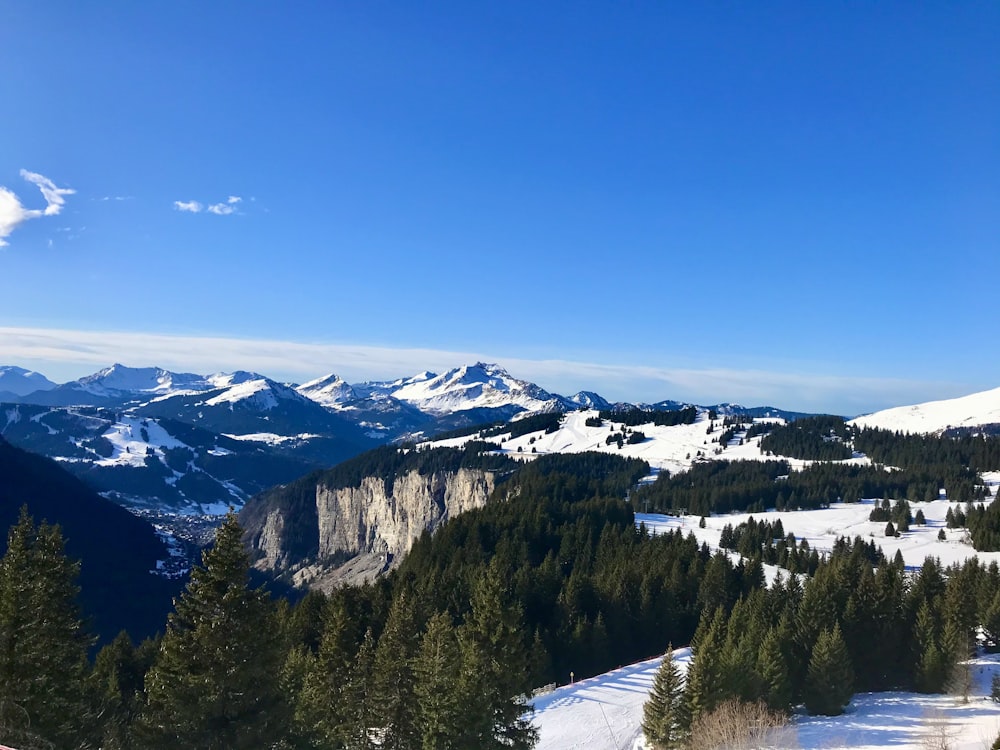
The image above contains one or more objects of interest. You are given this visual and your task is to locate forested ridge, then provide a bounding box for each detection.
[6,420,1000,747]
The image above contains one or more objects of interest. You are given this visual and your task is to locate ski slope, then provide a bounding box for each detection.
[532,648,1000,749]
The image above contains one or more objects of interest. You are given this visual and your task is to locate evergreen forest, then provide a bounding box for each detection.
[5,417,1000,748]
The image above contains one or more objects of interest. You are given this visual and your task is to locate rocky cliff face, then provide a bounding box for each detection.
[247,467,498,588]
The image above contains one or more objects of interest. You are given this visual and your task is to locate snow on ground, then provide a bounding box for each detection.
[533,649,1000,750]
[851,385,1000,434]
[428,409,870,476]
[635,494,1000,571]
[95,416,187,468]
[204,378,281,409]
[223,432,321,445]
[532,649,692,750]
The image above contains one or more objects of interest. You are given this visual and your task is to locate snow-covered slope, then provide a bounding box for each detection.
[296,373,357,407]
[389,362,566,415]
[532,647,1000,750]
[0,365,56,397]
[851,385,1000,434]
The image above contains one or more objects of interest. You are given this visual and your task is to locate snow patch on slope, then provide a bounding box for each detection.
[851,386,1000,434]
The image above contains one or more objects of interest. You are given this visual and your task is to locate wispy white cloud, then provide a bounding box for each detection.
[0,326,976,415]
[98,195,132,202]
[0,170,75,246]
[176,194,243,216]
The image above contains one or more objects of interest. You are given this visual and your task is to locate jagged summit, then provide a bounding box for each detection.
[296,373,357,407]
[390,362,563,415]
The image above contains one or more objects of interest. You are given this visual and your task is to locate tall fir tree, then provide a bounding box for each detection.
[457,563,538,750]
[0,507,93,750]
[137,511,288,749]
[296,593,372,748]
[803,624,855,716]
[758,627,792,713]
[413,611,464,750]
[372,592,420,750]
[90,631,157,750]
[641,645,687,750]
[683,606,727,726]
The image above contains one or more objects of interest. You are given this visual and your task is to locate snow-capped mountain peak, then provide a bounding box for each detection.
[77,364,208,397]
[0,366,57,397]
[296,373,357,407]
[390,362,562,415]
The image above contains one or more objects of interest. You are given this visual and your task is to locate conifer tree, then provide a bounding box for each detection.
[912,599,947,693]
[642,645,686,749]
[296,591,371,747]
[758,627,792,712]
[457,564,538,750]
[803,624,854,716]
[138,511,287,749]
[372,592,420,750]
[91,631,157,749]
[413,612,464,750]
[683,606,727,725]
[0,507,93,749]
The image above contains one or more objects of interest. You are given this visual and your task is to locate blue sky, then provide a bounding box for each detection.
[1,2,997,414]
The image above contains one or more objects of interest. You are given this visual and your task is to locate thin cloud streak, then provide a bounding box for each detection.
[0,326,974,415]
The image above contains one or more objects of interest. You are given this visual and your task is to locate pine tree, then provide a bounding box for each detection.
[803,624,854,716]
[641,646,686,749]
[913,600,946,693]
[90,631,157,749]
[758,627,792,712]
[297,592,374,748]
[0,507,93,749]
[683,607,727,725]
[372,592,420,750]
[413,612,464,750]
[137,511,288,749]
[457,564,538,750]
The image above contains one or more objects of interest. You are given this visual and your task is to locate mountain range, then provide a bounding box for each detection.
[0,361,806,513]
[3,359,999,516]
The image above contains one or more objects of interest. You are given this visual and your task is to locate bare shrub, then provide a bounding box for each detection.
[920,708,960,750]
[686,698,796,750]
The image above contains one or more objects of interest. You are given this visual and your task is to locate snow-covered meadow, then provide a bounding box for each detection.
[533,649,1000,750]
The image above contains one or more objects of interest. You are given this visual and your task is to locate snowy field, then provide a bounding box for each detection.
[429,408,867,476]
[532,649,1000,750]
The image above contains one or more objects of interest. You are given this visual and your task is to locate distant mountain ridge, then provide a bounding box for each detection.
[0,359,924,515]
[0,365,56,400]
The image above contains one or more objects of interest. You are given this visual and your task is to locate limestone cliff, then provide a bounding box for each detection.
[243,466,499,588]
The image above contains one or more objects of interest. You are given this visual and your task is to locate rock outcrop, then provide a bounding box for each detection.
[244,467,499,588]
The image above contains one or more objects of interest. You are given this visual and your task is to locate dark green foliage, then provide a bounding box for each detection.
[759,415,853,461]
[599,406,697,427]
[0,507,94,750]
[138,512,288,749]
[758,627,792,712]
[413,612,464,750]
[683,607,727,723]
[372,592,420,750]
[91,632,157,749]
[642,646,686,749]
[803,624,854,715]
[396,452,716,684]
[456,565,538,750]
[481,412,563,439]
